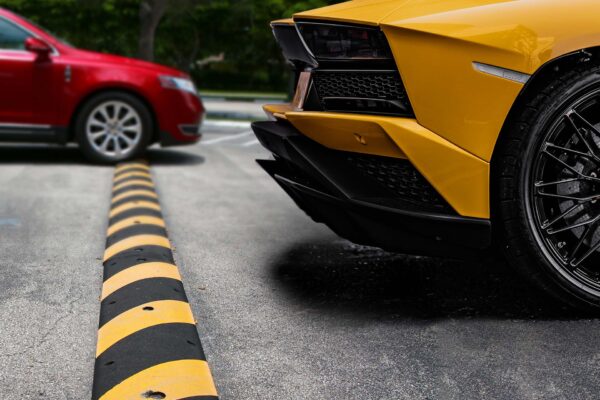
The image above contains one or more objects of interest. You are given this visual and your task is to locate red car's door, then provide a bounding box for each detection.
[0,17,35,124]
[0,16,58,137]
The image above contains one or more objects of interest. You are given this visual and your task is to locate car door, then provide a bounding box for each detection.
[0,16,35,126]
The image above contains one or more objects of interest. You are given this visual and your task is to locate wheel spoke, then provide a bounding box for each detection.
[98,107,110,123]
[535,177,581,188]
[536,191,598,202]
[542,150,583,176]
[548,214,600,235]
[122,123,141,133]
[541,150,600,183]
[113,136,122,156]
[567,223,595,266]
[119,111,135,125]
[541,202,584,229]
[99,134,111,151]
[90,130,107,140]
[571,233,600,267]
[545,142,593,159]
[118,133,134,146]
[89,118,107,129]
[564,110,600,161]
[113,104,122,120]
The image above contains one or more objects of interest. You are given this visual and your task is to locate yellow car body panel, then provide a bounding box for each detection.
[270,18,294,25]
[286,112,490,218]
[296,0,600,160]
[286,112,409,159]
[383,26,526,161]
[263,103,293,119]
[266,0,600,218]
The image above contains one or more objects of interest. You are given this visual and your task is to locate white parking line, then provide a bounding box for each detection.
[0,218,20,227]
[202,119,252,130]
[240,139,260,147]
[201,131,253,145]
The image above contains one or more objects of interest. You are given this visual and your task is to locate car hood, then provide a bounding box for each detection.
[65,48,185,77]
[294,0,512,26]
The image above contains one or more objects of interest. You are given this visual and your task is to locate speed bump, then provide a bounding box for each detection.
[92,160,218,400]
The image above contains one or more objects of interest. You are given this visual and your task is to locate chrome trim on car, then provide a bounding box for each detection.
[473,62,530,84]
[0,123,56,136]
[0,123,52,129]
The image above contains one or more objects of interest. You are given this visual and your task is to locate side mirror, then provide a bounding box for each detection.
[25,37,52,61]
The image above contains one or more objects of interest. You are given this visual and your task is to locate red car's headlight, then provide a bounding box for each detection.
[159,75,197,94]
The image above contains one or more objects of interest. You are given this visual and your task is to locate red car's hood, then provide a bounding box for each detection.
[63,47,186,77]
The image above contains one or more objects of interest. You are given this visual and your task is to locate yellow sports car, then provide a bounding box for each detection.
[252,0,600,309]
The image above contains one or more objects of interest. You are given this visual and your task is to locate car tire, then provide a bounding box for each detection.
[495,64,600,310]
[75,91,153,163]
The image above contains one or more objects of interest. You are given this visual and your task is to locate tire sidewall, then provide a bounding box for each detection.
[76,91,153,164]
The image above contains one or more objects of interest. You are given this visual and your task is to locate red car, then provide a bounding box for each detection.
[0,8,204,162]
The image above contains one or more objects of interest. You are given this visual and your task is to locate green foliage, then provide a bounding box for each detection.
[0,0,339,91]
[0,0,140,56]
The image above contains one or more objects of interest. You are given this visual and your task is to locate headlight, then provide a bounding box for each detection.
[296,22,392,61]
[159,75,197,94]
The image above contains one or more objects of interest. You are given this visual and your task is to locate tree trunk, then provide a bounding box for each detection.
[137,0,168,61]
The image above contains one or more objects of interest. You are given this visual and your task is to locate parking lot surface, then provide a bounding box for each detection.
[1,128,600,399]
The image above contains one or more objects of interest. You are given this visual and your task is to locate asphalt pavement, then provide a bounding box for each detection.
[1,126,600,399]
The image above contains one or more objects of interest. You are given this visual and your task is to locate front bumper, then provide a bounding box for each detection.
[252,120,491,257]
[156,91,204,146]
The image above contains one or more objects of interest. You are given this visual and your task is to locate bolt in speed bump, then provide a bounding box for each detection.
[92,161,218,400]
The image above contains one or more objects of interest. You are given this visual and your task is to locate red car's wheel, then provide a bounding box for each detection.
[76,91,153,163]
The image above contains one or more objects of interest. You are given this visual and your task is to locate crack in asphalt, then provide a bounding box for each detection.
[0,283,84,360]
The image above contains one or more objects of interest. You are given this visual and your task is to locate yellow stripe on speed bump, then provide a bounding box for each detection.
[93,160,218,400]
[111,189,158,204]
[113,179,154,192]
[99,360,218,400]
[106,215,166,236]
[109,201,161,218]
[113,171,151,182]
[96,300,194,357]
[101,262,181,300]
[114,162,149,172]
[103,234,171,261]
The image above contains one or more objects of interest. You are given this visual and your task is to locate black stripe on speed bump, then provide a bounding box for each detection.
[112,184,156,198]
[99,278,188,327]
[113,174,153,187]
[111,194,159,209]
[108,208,162,226]
[103,245,175,281]
[106,224,168,248]
[93,323,206,399]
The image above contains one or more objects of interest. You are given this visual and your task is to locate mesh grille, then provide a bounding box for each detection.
[346,154,452,212]
[313,71,406,100]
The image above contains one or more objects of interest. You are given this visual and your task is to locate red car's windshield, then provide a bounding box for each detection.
[1,8,71,48]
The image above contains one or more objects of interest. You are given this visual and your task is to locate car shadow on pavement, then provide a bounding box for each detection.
[0,144,88,164]
[271,240,596,320]
[0,144,204,166]
[147,148,205,166]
